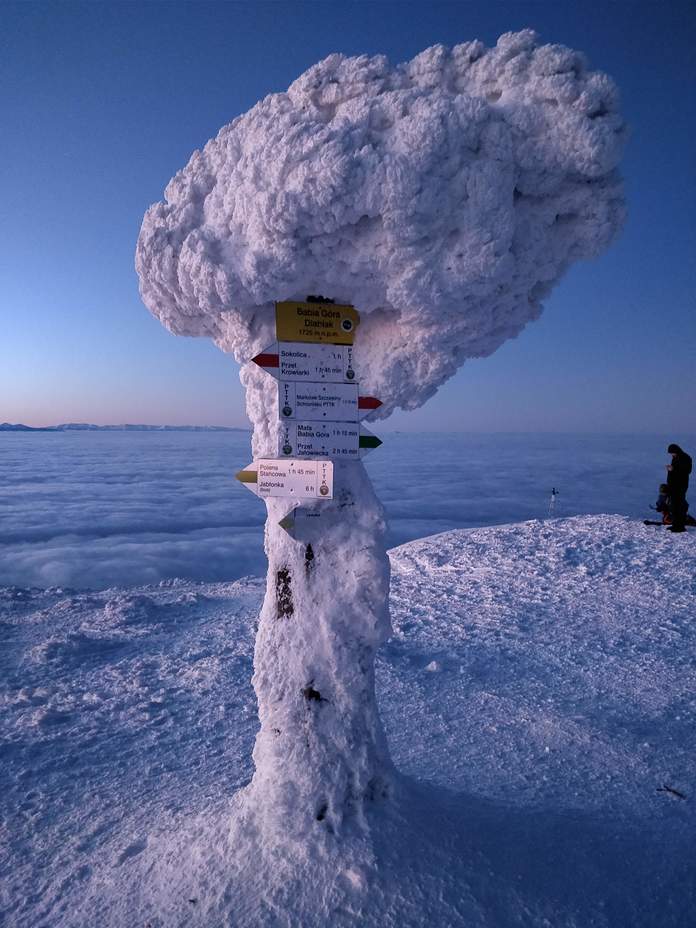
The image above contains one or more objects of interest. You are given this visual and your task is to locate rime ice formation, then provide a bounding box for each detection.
[136,29,626,416]
[248,465,393,840]
[136,32,626,844]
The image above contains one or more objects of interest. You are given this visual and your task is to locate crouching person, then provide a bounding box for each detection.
[655,484,672,524]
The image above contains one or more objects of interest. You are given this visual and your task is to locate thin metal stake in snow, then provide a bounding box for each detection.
[549,487,559,517]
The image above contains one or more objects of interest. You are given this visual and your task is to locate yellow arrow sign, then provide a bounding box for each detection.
[275,301,360,345]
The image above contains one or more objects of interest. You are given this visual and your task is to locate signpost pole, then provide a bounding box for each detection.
[236,299,392,835]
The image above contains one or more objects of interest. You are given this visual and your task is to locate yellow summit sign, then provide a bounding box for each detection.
[275,301,360,345]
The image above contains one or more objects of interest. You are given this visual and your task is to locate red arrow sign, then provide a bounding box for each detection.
[252,352,279,371]
[250,342,355,383]
[358,396,382,411]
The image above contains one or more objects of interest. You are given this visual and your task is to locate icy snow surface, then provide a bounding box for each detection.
[136,31,625,417]
[3,515,694,927]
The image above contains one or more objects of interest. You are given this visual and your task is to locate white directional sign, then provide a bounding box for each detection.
[252,342,356,383]
[280,422,359,459]
[278,505,325,540]
[279,422,382,459]
[236,459,333,499]
[278,382,382,421]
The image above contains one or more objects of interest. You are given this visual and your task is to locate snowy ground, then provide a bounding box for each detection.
[2,515,695,926]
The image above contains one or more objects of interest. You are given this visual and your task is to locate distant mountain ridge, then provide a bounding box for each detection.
[0,423,247,432]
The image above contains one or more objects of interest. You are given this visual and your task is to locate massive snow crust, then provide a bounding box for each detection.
[137,30,626,415]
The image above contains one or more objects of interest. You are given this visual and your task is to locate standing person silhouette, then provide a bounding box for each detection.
[666,443,692,533]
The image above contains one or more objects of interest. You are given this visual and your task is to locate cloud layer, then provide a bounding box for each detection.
[137,31,626,417]
[1,432,685,591]
[0,432,264,589]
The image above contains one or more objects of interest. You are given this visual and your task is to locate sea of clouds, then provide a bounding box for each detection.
[1,430,689,590]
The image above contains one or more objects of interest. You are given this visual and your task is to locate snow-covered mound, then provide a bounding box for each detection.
[2,516,694,927]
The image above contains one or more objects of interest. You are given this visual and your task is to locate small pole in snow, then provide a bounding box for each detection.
[549,487,559,517]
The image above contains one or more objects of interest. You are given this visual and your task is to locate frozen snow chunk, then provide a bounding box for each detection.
[34,707,72,729]
[30,631,128,668]
[340,867,367,891]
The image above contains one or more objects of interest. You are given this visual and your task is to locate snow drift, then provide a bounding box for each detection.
[136,29,626,415]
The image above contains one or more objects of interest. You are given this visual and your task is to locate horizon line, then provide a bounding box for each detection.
[3,422,695,438]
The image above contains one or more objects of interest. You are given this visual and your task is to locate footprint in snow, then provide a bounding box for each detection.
[117,837,148,864]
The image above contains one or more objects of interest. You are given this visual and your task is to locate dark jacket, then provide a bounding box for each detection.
[667,448,692,496]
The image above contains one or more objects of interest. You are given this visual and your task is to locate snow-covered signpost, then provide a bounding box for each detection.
[136,29,625,858]
[232,297,391,838]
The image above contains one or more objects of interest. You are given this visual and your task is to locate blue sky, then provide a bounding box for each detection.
[2,1,694,432]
